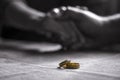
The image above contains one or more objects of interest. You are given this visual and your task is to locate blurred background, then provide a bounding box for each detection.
[2,0,120,41]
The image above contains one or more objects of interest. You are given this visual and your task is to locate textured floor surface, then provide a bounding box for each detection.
[0,40,120,80]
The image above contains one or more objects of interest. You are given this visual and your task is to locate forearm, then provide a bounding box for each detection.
[104,14,120,28]
[5,0,46,31]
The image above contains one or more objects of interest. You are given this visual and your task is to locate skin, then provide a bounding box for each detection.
[5,0,120,50]
[4,1,80,46]
[53,6,120,49]
[48,7,86,49]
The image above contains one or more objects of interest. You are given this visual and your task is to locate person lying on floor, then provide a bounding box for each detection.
[51,6,120,50]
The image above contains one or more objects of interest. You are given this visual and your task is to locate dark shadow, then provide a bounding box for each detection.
[0,41,119,57]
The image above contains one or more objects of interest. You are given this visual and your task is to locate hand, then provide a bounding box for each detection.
[40,14,81,46]
[51,6,118,50]
[59,6,113,49]
[46,7,86,49]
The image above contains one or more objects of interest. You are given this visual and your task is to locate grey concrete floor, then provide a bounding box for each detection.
[0,40,120,80]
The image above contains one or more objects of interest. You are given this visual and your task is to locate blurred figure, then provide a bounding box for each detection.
[0,0,85,49]
[53,6,120,49]
[0,0,120,50]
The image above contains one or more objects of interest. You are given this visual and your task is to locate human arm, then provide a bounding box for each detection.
[56,6,120,49]
[66,7,120,43]
[5,0,46,31]
[4,0,79,44]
